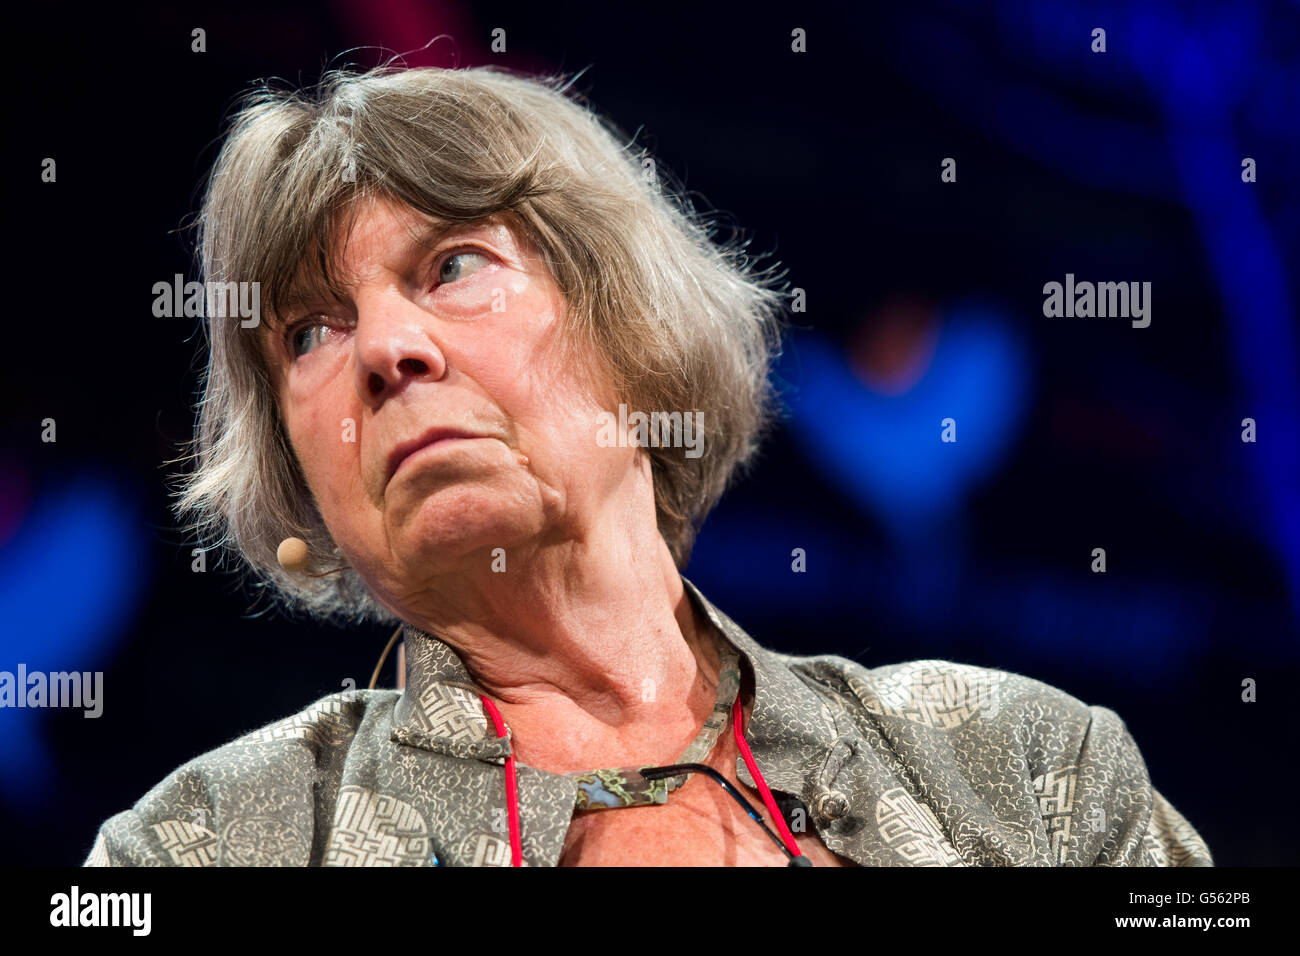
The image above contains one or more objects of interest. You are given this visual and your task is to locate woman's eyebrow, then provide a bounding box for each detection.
[270,283,339,328]
[272,216,490,322]
[406,216,489,253]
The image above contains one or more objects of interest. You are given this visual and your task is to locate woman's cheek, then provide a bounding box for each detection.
[436,280,503,318]
[281,390,350,499]
[436,264,538,319]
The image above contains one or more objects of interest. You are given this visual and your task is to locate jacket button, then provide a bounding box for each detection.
[814,789,850,822]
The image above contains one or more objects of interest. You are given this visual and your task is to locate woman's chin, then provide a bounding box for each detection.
[388,497,541,570]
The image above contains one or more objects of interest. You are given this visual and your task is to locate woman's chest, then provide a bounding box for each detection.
[554,762,857,867]
[556,808,855,866]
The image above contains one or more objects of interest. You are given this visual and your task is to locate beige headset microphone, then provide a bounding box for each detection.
[277,537,404,690]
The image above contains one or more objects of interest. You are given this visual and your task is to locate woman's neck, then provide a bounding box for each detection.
[399,517,723,771]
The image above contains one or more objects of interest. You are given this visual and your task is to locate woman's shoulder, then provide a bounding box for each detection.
[226,686,400,750]
[776,649,1096,731]
[781,651,1162,804]
[82,688,400,866]
[773,651,1214,866]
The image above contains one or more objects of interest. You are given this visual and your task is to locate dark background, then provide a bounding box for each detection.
[3,0,1297,865]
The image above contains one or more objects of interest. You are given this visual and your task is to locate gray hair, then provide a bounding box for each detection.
[171,63,788,626]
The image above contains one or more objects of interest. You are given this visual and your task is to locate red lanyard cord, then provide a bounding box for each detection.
[479,690,812,867]
[730,687,807,862]
[478,695,524,866]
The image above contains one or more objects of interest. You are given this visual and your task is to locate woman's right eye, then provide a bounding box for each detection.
[288,319,330,358]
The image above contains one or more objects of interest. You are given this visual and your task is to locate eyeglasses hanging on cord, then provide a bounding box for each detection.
[639,763,814,866]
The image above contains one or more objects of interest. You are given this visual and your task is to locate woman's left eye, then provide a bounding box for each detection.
[437,250,491,285]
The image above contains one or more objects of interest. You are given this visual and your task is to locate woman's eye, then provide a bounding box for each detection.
[438,250,491,285]
[289,320,331,358]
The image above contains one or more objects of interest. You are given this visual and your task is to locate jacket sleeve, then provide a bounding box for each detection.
[83,808,175,866]
[81,738,318,867]
[79,690,374,867]
[1075,705,1213,867]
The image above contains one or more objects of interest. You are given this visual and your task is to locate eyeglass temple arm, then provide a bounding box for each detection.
[639,763,813,867]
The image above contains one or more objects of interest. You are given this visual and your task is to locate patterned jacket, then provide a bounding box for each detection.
[83,577,1214,866]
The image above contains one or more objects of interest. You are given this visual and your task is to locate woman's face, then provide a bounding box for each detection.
[260,196,635,612]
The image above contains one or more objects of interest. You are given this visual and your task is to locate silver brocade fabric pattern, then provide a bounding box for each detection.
[83,578,1213,867]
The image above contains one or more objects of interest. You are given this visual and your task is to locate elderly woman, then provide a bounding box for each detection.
[84,64,1212,867]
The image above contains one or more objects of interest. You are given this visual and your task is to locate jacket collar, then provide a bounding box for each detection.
[389,576,841,784]
[679,577,843,798]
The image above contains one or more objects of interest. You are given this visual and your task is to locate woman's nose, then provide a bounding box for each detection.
[352,293,448,405]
